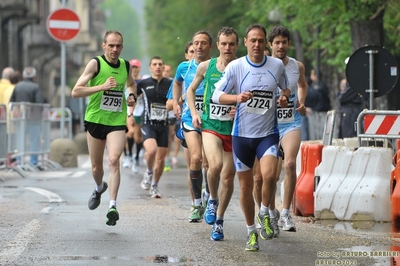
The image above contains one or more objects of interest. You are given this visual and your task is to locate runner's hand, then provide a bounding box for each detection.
[192,114,202,129]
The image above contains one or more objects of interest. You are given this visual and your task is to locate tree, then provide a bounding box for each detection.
[144,0,400,109]
[99,0,142,60]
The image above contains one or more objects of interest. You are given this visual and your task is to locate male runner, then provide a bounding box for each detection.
[187,27,238,240]
[172,31,213,222]
[212,24,290,251]
[138,56,172,198]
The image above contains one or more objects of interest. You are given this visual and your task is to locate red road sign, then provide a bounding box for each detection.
[47,8,80,42]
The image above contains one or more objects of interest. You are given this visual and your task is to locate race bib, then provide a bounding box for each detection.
[245,90,273,115]
[101,90,123,112]
[209,101,233,121]
[277,100,294,123]
[149,103,167,120]
[195,95,204,117]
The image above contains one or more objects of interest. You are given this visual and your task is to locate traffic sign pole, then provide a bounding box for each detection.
[47,6,80,139]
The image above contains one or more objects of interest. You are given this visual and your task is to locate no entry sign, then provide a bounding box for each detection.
[47,8,80,42]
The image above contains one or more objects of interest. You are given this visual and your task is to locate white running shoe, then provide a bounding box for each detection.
[132,160,139,173]
[141,172,153,190]
[150,185,161,198]
[278,213,297,232]
[122,156,132,168]
[171,156,178,167]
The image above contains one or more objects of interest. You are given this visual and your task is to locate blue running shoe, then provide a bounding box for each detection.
[211,220,224,241]
[204,199,218,225]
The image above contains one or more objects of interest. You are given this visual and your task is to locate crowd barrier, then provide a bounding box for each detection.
[0,105,7,180]
[287,111,335,216]
[3,102,62,178]
[48,107,73,140]
[312,110,400,222]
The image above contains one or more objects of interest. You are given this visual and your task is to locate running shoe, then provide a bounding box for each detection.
[189,205,204,223]
[122,156,132,168]
[141,172,152,190]
[245,231,259,251]
[132,159,139,174]
[88,182,108,210]
[164,159,171,172]
[106,206,119,226]
[150,185,161,198]
[270,210,281,238]
[171,156,178,167]
[257,213,274,240]
[204,199,218,225]
[278,213,297,232]
[211,221,224,241]
[201,189,209,209]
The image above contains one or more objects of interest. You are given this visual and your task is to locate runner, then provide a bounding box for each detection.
[187,26,239,240]
[71,31,137,226]
[172,31,213,222]
[138,56,172,198]
[211,24,290,251]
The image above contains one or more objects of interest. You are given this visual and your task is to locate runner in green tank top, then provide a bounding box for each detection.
[201,58,233,135]
[186,27,239,241]
[72,31,137,227]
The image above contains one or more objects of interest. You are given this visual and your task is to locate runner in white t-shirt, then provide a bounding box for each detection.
[212,24,290,252]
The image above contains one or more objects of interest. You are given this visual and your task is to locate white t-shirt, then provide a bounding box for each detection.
[212,55,289,138]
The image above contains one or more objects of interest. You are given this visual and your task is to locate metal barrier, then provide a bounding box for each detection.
[0,105,7,180]
[322,110,336,145]
[357,110,400,148]
[6,102,62,178]
[307,110,328,141]
[48,107,73,140]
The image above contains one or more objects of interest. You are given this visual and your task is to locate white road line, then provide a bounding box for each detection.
[25,187,65,203]
[70,170,86,178]
[81,159,92,168]
[0,219,42,265]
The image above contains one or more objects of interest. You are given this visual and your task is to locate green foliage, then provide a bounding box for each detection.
[144,0,247,70]
[144,0,399,78]
[99,0,142,60]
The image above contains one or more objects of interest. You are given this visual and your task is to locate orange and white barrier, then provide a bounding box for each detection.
[292,143,324,217]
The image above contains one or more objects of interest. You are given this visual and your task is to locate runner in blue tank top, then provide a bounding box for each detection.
[172,31,213,223]
[165,41,198,209]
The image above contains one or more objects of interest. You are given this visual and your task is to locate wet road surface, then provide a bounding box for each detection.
[0,153,399,265]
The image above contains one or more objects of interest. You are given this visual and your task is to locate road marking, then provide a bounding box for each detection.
[0,219,41,265]
[25,187,65,203]
[70,170,86,178]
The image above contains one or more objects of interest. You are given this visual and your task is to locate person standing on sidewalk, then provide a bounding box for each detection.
[139,56,172,198]
[212,24,290,251]
[71,31,137,226]
[10,66,45,167]
[187,26,238,240]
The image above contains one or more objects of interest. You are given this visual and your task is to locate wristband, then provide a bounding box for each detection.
[128,93,137,102]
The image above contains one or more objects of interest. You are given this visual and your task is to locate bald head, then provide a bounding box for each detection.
[2,67,14,79]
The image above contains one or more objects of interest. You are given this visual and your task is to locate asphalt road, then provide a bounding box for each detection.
[0,153,398,266]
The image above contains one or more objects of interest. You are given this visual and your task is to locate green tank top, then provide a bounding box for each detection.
[85,56,128,126]
[201,58,234,135]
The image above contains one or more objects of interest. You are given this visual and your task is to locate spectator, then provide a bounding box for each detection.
[10,66,44,166]
[3,71,22,106]
[0,67,14,104]
[338,78,365,138]
[305,69,331,140]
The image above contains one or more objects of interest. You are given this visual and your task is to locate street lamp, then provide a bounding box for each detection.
[268,8,282,24]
